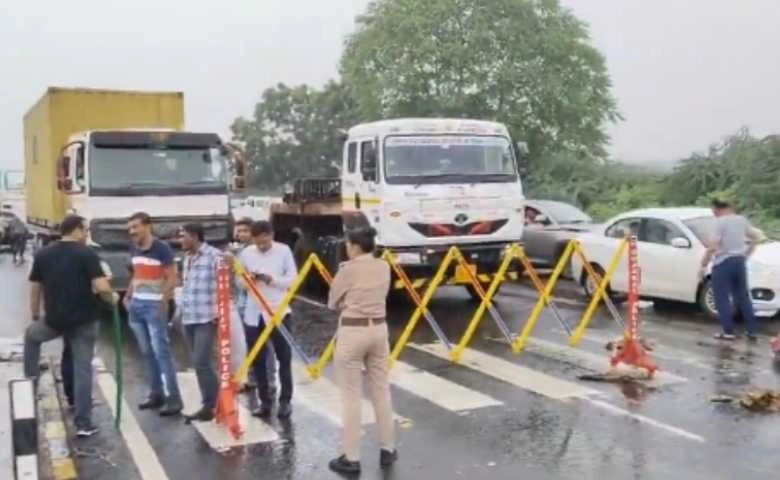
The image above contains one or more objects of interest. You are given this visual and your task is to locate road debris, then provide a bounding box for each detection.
[709,389,780,412]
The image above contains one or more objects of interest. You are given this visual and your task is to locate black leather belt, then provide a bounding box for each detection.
[341,317,386,326]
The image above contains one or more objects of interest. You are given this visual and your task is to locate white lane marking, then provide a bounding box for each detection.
[177,371,279,449]
[488,336,687,387]
[292,361,411,427]
[390,360,503,412]
[94,358,170,480]
[294,295,329,309]
[409,342,600,400]
[14,454,37,480]
[584,398,706,443]
[500,284,586,307]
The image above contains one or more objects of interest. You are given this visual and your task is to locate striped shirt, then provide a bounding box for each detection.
[129,239,174,301]
[180,242,223,325]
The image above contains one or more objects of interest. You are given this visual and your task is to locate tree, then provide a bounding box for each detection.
[231,81,360,190]
[340,0,621,164]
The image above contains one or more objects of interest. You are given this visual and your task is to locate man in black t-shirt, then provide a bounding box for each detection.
[24,215,116,438]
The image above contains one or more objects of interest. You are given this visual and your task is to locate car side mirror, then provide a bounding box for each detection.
[534,214,549,225]
[670,237,691,249]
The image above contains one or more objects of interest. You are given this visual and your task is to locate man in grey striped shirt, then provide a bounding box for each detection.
[699,199,761,341]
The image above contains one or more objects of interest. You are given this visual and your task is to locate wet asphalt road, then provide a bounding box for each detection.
[3,254,780,480]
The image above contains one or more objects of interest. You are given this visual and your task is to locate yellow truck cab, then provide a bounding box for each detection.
[24,87,245,290]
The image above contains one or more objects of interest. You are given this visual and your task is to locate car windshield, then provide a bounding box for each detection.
[541,202,592,224]
[384,135,517,184]
[89,146,227,194]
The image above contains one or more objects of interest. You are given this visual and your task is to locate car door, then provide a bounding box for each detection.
[590,217,640,294]
[638,217,700,301]
[522,205,554,264]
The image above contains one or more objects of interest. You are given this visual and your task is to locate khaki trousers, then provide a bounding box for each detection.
[334,322,396,461]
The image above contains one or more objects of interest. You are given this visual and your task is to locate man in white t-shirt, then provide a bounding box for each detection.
[238,220,297,418]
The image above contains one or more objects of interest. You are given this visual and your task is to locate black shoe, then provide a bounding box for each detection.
[159,399,183,417]
[184,407,215,423]
[251,403,272,418]
[747,333,759,343]
[139,395,165,410]
[380,448,398,467]
[277,402,292,418]
[329,455,360,475]
[76,425,99,438]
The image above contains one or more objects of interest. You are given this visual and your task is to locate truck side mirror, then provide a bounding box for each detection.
[57,155,72,192]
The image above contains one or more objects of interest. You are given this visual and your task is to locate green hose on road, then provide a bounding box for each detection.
[112,305,123,430]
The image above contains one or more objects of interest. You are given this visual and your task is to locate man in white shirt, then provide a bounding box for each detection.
[238,220,298,418]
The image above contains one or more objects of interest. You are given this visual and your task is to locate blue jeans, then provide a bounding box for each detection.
[24,320,97,429]
[128,299,181,401]
[712,256,757,335]
[183,322,218,410]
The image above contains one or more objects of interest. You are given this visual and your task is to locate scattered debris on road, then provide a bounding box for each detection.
[709,389,780,412]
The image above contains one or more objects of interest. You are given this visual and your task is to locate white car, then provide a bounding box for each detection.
[570,207,780,319]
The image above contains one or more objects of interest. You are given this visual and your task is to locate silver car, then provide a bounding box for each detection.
[522,199,597,272]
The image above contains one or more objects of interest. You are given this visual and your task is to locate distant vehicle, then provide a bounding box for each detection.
[0,169,25,225]
[570,207,780,319]
[522,199,596,271]
[231,195,277,221]
[270,118,528,300]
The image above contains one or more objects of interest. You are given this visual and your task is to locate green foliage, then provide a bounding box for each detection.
[231,81,360,190]
[230,1,779,235]
[340,0,621,165]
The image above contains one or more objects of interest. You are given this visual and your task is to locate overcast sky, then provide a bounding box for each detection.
[1,0,778,170]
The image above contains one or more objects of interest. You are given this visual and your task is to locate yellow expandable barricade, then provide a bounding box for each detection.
[233,238,630,383]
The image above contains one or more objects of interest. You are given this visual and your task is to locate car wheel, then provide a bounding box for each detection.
[580,263,625,305]
[697,278,719,320]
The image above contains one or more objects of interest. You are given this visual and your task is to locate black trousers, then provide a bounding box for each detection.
[243,314,293,404]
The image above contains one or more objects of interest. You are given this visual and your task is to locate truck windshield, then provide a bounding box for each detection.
[89,146,227,195]
[383,135,517,185]
[3,171,24,192]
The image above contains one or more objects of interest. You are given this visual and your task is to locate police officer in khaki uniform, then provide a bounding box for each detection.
[327,227,398,475]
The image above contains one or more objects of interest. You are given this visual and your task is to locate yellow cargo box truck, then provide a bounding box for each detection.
[24,87,245,290]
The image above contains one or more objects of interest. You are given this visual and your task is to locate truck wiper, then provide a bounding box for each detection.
[117,181,177,188]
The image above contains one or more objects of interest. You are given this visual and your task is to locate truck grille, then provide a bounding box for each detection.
[90,217,231,248]
[408,219,508,237]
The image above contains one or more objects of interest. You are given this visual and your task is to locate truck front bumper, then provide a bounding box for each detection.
[382,242,520,288]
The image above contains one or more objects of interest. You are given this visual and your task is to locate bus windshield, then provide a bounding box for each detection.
[383,135,517,185]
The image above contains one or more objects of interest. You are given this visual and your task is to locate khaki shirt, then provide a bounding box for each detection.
[328,254,390,319]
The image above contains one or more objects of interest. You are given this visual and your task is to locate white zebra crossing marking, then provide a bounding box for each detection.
[487,335,688,387]
[94,358,171,480]
[177,371,279,449]
[390,360,503,412]
[292,362,412,427]
[408,342,600,400]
